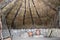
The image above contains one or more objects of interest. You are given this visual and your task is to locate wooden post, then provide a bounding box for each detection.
[58,6,60,28]
[1,0,17,40]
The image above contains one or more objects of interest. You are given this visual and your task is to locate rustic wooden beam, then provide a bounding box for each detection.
[11,0,23,28]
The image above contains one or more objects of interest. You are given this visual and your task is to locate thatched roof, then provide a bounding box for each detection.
[1,0,60,29]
